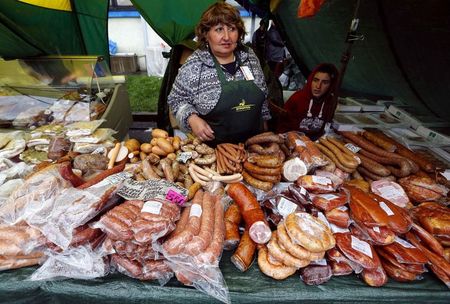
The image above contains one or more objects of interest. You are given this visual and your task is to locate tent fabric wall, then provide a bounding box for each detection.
[262,0,450,119]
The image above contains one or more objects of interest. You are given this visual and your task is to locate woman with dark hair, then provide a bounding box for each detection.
[167,2,270,145]
[276,63,339,140]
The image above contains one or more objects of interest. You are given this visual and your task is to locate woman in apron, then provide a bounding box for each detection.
[167,2,270,145]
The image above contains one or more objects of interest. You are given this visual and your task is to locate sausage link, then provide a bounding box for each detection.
[246,133,284,146]
[247,154,283,168]
[243,161,282,175]
[362,130,397,152]
[357,167,395,182]
[231,229,256,272]
[246,170,281,183]
[357,153,391,176]
[315,143,354,173]
[242,170,274,192]
[358,149,411,177]
[319,138,358,169]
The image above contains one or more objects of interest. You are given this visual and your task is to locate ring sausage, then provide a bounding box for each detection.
[242,170,274,192]
[243,161,282,175]
[267,232,310,268]
[356,154,391,176]
[358,148,411,177]
[276,223,311,260]
[257,246,297,280]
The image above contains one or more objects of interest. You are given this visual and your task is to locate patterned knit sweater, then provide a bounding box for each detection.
[167,47,270,132]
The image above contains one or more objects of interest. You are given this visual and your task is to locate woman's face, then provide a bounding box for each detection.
[206,23,239,59]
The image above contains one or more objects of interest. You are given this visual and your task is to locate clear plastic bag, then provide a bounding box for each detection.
[29,245,108,281]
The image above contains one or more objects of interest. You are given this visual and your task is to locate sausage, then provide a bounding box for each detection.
[267,233,310,269]
[381,258,418,282]
[276,223,311,260]
[245,170,281,183]
[227,183,272,244]
[284,212,335,253]
[247,154,283,168]
[243,161,281,175]
[360,264,388,287]
[248,142,281,155]
[231,229,256,271]
[193,153,216,165]
[141,159,161,180]
[356,154,391,176]
[377,248,426,274]
[257,246,297,280]
[362,130,397,152]
[188,165,208,186]
[326,137,358,158]
[77,163,125,189]
[217,144,240,163]
[319,138,358,169]
[315,143,354,173]
[195,195,225,265]
[182,191,215,255]
[59,161,85,187]
[170,206,191,238]
[162,190,203,255]
[245,132,284,146]
[411,223,444,257]
[160,158,174,182]
[224,203,242,250]
[334,233,380,270]
[242,170,274,192]
[357,167,395,182]
[358,148,411,177]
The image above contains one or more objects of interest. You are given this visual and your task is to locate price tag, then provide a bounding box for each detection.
[336,206,348,211]
[395,236,415,248]
[312,175,332,185]
[441,169,450,181]
[373,226,380,233]
[294,139,306,147]
[141,200,162,214]
[330,223,350,234]
[345,143,361,153]
[190,204,202,217]
[277,197,298,218]
[317,212,331,228]
[351,235,373,258]
[177,152,194,164]
[165,189,187,206]
[379,201,394,216]
[318,194,339,200]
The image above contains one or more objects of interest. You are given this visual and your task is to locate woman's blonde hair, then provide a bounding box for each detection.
[195,2,246,50]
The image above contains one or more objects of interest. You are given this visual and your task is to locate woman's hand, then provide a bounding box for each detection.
[188,114,215,141]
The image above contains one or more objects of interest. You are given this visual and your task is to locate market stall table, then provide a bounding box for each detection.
[1,251,448,303]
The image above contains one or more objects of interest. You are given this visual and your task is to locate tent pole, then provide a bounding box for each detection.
[332,0,363,111]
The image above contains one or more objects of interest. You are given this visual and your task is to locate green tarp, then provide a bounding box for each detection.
[131,0,216,47]
[0,0,109,62]
[272,0,450,119]
[1,251,449,303]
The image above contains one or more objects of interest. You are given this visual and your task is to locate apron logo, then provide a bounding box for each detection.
[232,99,255,112]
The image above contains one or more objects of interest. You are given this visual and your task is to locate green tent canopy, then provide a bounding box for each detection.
[0,0,109,62]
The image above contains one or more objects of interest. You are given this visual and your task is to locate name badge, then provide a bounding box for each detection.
[240,66,254,80]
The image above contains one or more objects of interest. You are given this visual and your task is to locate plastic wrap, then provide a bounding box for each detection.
[371,180,410,208]
[0,161,33,186]
[285,131,329,170]
[65,119,105,137]
[29,246,108,281]
[69,128,117,144]
[158,191,230,304]
[0,165,71,224]
[296,175,336,193]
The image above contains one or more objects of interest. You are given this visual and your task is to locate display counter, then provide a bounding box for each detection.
[1,251,448,304]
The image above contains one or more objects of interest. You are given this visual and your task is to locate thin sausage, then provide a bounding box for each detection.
[362,130,397,152]
[182,191,215,255]
[162,190,203,255]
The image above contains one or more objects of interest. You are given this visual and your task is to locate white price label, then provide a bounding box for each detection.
[141,200,163,215]
[189,204,202,217]
[336,206,348,211]
[295,139,306,147]
[312,175,332,185]
[442,169,450,181]
[345,143,361,153]
[351,235,373,258]
[330,223,350,234]
[379,201,395,216]
[378,185,401,200]
[318,194,339,200]
[299,186,307,196]
[311,258,327,266]
[317,212,331,229]
[373,226,380,233]
[395,236,415,248]
[277,197,298,218]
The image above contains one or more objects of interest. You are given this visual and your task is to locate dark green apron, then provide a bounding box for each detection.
[200,54,265,145]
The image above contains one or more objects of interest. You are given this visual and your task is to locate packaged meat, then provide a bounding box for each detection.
[299,264,332,285]
[371,180,410,208]
[296,175,335,194]
[73,154,109,173]
[47,136,71,160]
[311,191,349,212]
[399,175,449,203]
